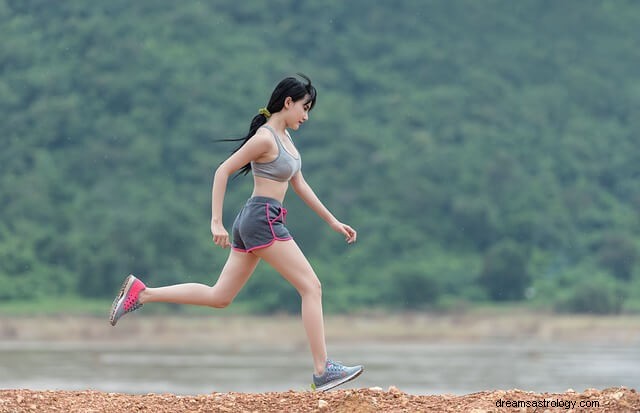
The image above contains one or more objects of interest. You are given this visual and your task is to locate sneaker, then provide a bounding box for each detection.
[312,359,364,391]
[109,274,146,326]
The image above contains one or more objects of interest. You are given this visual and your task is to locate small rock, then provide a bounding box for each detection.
[583,388,600,397]
[388,385,402,394]
[318,399,329,409]
[369,386,383,392]
[612,391,625,400]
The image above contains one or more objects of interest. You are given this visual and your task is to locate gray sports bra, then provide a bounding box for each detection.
[251,125,302,182]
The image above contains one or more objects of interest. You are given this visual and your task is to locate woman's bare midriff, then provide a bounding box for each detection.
[251,175,289,203]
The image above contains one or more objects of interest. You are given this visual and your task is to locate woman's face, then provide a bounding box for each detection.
[284,94,312,130]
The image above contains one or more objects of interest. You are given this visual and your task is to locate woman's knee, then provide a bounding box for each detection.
[208,286,235,308]
[210,298,233,309]
[300,275,322,298]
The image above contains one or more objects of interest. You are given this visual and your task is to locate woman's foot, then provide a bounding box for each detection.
[312,359,364,391]
[109,274,146,326]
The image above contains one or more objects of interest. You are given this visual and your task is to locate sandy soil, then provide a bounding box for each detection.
[2,311,640,345]
[0,387,637,412]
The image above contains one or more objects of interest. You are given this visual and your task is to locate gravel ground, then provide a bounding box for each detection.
[0,386,637,412]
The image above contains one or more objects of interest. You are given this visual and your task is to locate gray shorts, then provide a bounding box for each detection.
[231,196,292,252]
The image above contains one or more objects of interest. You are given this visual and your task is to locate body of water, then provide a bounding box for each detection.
[0,340,636,395]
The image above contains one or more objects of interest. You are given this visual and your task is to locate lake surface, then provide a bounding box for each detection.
[0,340,637,395]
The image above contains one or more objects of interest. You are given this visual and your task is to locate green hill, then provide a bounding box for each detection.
[1,0,639,314]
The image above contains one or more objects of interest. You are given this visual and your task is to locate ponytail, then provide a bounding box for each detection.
[219,113,269,178]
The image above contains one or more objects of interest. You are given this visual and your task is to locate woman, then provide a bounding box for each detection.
[109,74,363,391]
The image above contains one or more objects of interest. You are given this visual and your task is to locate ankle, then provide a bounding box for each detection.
[315,360,327,376]
[138,288,150,304]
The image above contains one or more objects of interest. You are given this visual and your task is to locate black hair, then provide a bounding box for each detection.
[221,73,317,178]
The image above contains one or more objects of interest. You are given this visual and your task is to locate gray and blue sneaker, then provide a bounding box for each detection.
[312,359,364,391]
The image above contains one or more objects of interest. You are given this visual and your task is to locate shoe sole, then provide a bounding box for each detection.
[109,274,136,326]
[315,366,364,392]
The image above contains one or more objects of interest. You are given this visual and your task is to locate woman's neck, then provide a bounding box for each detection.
[266,114,288,135]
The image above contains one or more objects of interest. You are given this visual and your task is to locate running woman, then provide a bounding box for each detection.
[109,74,363,391]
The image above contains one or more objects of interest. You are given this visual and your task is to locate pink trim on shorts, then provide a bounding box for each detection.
[238,203,292,253]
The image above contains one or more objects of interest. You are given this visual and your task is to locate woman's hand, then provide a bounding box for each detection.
[330,221,357,244]
[211,221,231,248]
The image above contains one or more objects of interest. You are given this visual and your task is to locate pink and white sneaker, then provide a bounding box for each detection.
[109,274,146,326]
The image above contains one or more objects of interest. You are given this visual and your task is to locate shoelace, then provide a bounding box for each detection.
[326,360,349,376]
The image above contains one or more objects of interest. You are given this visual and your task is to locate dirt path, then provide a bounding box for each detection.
[0,387,637,412]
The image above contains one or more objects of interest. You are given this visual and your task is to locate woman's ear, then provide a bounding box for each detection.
[283,96,293,109]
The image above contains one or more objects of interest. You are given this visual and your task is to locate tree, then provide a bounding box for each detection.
[478,240,531,301]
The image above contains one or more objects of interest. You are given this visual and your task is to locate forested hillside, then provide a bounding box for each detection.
[2,0,639,313]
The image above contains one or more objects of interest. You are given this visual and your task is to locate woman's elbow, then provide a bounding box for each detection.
[214,163,233,180]
[292,181,310,197]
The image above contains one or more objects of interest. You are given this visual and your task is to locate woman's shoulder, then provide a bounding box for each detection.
[242,127,276,155]
[250,127,276,146]
[253,126,272,139]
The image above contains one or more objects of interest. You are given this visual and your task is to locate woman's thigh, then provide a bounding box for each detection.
[213,249,261,299]
[251,240,320,295]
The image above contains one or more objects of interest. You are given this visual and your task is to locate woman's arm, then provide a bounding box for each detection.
[210,131,272,248]
[290,172,357,244]
[210,166,230,247]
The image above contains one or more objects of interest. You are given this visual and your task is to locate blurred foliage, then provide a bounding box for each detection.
[479,240,531,301]
[1,0,639,314]
[554,272,626,315]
